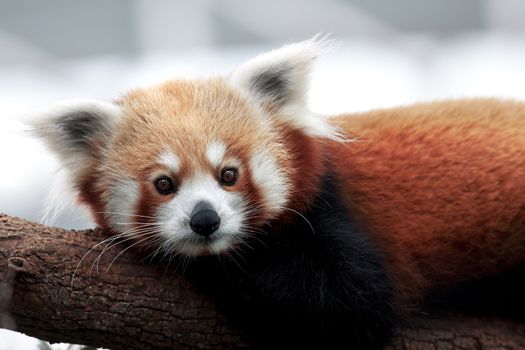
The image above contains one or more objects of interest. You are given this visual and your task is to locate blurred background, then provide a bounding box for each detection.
[1,0,525,348]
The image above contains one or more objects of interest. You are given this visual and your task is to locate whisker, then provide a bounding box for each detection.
[70,234,124,288]
[274,206,317,235]
[92,229,157,274]
[113,221,164,227]
[91,211,158,219]
[106,235,159,272]
[137,237,165,262]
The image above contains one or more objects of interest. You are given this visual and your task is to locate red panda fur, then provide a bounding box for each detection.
[71,81,525,309]
[325,98,525,308]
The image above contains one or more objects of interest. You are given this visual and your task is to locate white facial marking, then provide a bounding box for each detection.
[249,150,289,214]
[206,141,227,168]
[159,151,180,174]
[106,178,140,233]
[156,174,246,256]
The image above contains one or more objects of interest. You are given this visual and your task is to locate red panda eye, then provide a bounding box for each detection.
[220,168,238,186]
[154,176,175,195]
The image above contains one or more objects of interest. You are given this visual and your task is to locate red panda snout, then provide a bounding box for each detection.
[154,172,248,256]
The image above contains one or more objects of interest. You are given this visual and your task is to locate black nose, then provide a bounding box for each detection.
[190,201,221,236]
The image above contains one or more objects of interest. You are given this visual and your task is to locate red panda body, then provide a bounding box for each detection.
[327,99,525,306]
[32,39,525,348]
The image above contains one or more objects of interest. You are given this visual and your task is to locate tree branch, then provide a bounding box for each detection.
[1,213,524,349]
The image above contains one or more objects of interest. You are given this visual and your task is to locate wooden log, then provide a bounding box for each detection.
[1,214,524,349]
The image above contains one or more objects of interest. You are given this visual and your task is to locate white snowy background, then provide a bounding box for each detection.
[1,0,525,349]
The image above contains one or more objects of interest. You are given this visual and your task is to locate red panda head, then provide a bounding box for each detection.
[32,38,341,256]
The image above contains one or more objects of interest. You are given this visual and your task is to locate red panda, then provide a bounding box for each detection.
[31,38,525,348]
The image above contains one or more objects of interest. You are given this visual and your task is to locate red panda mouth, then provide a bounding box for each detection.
[171,231,237,256]
[186,234,222,245]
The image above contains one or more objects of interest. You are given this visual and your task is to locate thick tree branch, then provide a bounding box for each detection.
[1,213,524,349]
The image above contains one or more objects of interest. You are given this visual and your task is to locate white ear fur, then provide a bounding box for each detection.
[30,99,122,171]
[229,36,341,140]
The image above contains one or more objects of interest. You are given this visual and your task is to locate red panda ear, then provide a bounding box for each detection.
[229,36,341,140]
[29,99,122,172]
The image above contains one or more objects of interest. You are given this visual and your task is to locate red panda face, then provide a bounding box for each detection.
[96,79,293,255]
[32,38,340,256]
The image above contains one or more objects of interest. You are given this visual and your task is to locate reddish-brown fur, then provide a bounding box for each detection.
[77,165,108,229]
[275,126,326,221]
[326,98,525,306]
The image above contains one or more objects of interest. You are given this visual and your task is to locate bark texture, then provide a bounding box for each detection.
[1,213,524,350]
